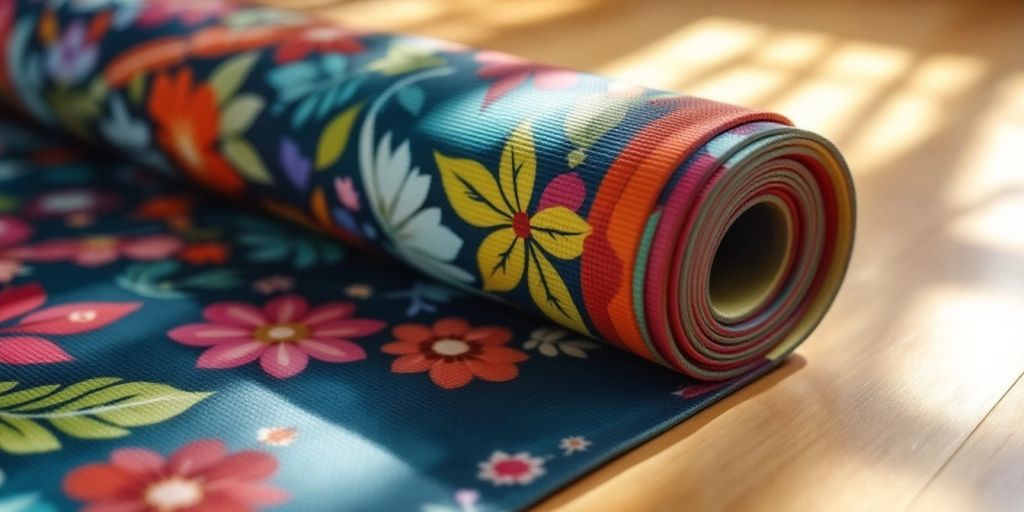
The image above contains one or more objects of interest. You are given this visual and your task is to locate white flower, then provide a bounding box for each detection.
[369,133,471,283]
[358,68,474,286]
[558,436,591,455]
[523,327,600,358]
[257,427,297,446]
[477,451,546,486]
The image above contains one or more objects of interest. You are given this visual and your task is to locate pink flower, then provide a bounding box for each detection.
[4,234,182,267]
[477,451,546,486]
[0,283,140,365]
[334,177,360,211]
[24,188,119,218]
[169,295,386,379]
[63,439,288,511]
[0,215,31,247]
[137,0,236,27]
[475,51,579,108]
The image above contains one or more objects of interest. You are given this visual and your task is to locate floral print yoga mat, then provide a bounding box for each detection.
[0,0,855,510]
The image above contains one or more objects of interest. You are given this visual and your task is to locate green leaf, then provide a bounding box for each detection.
[209,52,260,105]
[220,94,265,136]
[315,102,362,171]
[0,385,59,409]
[50,416,130,439]
[128,73,147,105]
[0,417,59,454]
[223,138,274,184]
[567,148,586,169]
[0,379,212,454]
[11,378,120,411]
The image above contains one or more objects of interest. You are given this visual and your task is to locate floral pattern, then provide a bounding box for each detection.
[0,283,139,365]
[476,451,546,486]
[63,439,287,511]
[149,69,245,194]
[4,234,182,267]
[435,123,591,333]
[381,317,527,389]
[168,295,385,379]
[522,326,601,358]
[0,0,848,508]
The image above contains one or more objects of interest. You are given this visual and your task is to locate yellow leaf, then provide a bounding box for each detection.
[434,151,512,227]
[526,245,589,334]
[499,122,536,213]
[529,206,591,260]
[316,103,363,171]
[477,227,526,292]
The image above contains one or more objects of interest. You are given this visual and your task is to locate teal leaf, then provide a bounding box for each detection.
[115,262,241,299]
[0,492,59,512]
[321,54,348,75]
[396,85,425,116]
[178,269,243,290]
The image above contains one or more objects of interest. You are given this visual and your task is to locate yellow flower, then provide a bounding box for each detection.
[435,122,591,333]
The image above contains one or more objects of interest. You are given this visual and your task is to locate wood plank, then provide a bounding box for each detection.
[911,375,1024,512]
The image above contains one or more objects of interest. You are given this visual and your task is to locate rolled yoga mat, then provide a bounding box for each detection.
[0,0,855,510]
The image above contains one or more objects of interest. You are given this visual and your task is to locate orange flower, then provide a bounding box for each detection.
[148,69,244,194]
[381,318,528,389]
[178,242,229,265]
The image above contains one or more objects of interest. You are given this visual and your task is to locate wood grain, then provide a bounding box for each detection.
[256,0,1024,509]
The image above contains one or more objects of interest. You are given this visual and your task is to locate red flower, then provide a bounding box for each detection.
[178,242,229,265]
[64,438,288,511]
[149,69,245,194]
[381,317,528,389]
[0,283,139,365]
[136,195,195,220]
[273,25,365,64]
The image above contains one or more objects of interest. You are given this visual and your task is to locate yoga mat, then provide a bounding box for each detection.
[0,1,855,510]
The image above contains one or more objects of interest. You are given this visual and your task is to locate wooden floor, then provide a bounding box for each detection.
[262,1,1024,509]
